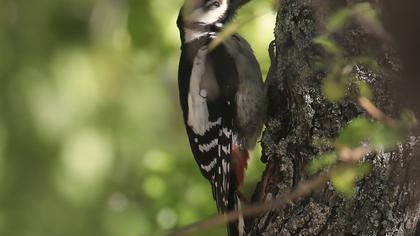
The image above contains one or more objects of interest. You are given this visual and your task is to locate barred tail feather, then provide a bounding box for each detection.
[226,182,244,236]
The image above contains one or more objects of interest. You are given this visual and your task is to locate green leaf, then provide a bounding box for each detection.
[313,36,341,56]
[353,3,381,30]
[308,152,338,174]
[400,109,418,127]
[337,115,410,152]
[331,168,356,197]
[336,117,377,148]
[355,80,373,99]
[327,8,352,32]
[331,163,370,197]
[313,56,329,71]
[371,123,405,151]
[352,57,382,73]
[322,77,347,102]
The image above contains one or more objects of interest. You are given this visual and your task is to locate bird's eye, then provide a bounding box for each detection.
[212,1,220,7]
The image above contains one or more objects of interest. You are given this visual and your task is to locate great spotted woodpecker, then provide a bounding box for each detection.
[176,1,265,235]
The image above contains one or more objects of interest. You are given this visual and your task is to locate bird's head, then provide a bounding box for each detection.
[177,0,244,43]
[183,0,230,26]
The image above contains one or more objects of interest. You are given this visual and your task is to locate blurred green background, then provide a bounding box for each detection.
[0,0,275,235]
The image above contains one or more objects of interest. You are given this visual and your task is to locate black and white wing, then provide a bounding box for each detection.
[178,40,238,213]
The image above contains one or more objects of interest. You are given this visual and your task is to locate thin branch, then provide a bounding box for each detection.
[358,97,396,127]
[162,97,394,236]
[166,174,329,236]
[339,145,371,162]
[209,6,275,50]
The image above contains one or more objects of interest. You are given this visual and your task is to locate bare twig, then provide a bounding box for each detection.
[208,8,274,50]
[162,97,395,236]
[166,174,329,236]
[339,145,371,162]
[358,97,396,127]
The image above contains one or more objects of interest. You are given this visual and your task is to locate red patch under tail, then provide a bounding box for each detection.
[231,144,250,188]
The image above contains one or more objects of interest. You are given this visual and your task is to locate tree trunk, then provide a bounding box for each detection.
[246,0,420,235]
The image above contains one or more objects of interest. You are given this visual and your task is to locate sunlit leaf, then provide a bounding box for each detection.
[209,1,274,51]
[209,22,240,50]
[308,152,338,174]
[353,3,381,30]
[355,80,373,99]
[327,8,352,32]
[336,117,377,148]
[371,123,405,151]
[313,36,341,56]
[322,77,347,102]
[331,163,370,197]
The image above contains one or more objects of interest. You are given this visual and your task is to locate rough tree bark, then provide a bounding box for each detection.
[246,0,420,235]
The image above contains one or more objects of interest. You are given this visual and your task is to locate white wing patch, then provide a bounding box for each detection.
[187,47,209,135]
[187,47,222,135]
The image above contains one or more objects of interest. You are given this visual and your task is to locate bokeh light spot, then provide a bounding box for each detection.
[55,129,114,203]
[157,208,177,230]
[143,176,166,198]
[142,149,172,173]
[185,184,209,206]
[108,192,129,213]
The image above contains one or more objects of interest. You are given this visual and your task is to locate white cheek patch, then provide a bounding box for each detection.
[188,0,228,25]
